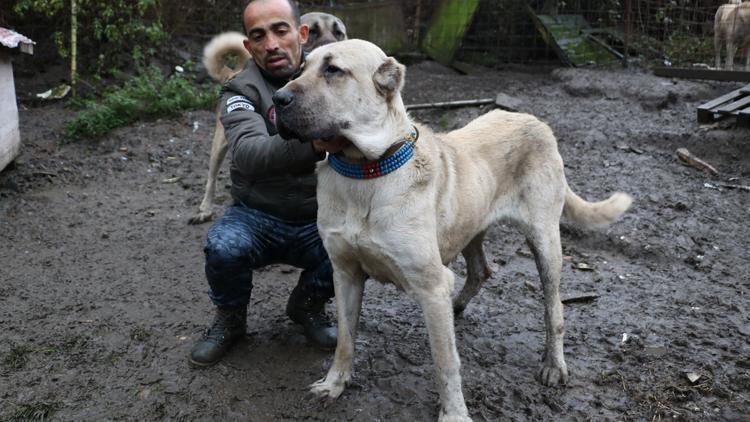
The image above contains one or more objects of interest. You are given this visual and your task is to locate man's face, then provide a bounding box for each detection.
[243,0,309,80]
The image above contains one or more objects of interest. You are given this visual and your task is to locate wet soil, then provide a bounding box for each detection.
[1,62,749,421]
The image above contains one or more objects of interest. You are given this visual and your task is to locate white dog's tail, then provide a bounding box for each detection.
[203,32,251,83]
[563,187,633,229]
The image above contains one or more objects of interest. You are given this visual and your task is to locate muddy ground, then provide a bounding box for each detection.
[1,60,749,421]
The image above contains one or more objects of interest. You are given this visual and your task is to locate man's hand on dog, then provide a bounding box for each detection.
[312,136,351,154]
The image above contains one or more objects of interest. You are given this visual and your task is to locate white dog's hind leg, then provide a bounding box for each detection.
[412,266,471,422]
[310,264,366,399]
[189,120,228,224]
[453,231,491,315]
[727,41,738,69]
[526,223,568,386]
[715,34,723,69]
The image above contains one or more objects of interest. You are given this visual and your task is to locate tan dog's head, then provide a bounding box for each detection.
[273,39,410,160]
[301,12,347,52]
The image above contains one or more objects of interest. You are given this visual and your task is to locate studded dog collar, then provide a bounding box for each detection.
[327,127,419,179]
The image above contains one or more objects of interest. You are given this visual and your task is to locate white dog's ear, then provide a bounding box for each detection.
[373,57,405,100]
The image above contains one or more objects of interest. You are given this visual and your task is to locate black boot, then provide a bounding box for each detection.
[189,306,247,367]
[286,286,337,350]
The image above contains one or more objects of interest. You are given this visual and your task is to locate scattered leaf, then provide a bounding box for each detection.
[573,262,595,271]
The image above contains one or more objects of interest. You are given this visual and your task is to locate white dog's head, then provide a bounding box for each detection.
[273,39,411,160]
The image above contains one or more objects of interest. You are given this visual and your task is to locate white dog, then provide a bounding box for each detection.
[273,39,632,421]
[714,0,750,70]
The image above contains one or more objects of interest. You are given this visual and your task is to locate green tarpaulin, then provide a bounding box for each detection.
[421,0,480,65]
[531,13,618,66]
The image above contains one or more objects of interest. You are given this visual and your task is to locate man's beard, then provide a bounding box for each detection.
[264,53,295,79]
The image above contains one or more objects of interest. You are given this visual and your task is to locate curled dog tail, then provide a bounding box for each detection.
[563,187,633,229]
[203,32,251,83]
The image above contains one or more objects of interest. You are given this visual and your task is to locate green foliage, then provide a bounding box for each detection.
[632,32,714,66]
[13,0,167,65]
[661,33,714,65]
[65,66,219,139]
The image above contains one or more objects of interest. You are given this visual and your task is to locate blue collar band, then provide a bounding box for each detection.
[328,128,419,179]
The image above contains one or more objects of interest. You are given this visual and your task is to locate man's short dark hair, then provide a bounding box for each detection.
[242,0,301,35]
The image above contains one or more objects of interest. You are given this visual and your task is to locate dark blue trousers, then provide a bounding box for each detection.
[204,205,334,309]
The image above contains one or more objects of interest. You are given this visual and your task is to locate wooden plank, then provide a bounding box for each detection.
[715,95,750,115]
[697,86,749,111]
[0,54,21,172]
[697,107,716,124]
[738,107,750,128]
[421,0,480,65]
[654,67,750,82]
[18,42,33,55]
[585,33,624,60]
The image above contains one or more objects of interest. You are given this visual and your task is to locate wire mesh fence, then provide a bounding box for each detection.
[459,0,731,66]
[0,0,740,69]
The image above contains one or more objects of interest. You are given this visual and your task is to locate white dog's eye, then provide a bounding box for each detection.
[324,64,343,75]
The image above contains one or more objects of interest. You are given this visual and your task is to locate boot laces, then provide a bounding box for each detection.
[303,307,333,327]
[203,309,243,343]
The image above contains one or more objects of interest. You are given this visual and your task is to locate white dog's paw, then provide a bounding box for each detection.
[309,375,347,399]
[538,359,569,386]
[438,413,473,422]
[188,211,214,225]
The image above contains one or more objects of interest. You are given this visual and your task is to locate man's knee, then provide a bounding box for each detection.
[204,229,251,271]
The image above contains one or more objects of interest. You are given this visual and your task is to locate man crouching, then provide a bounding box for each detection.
[189,0,337,367]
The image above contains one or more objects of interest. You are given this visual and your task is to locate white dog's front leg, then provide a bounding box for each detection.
[413,267,471,422]
[310,264,366,399]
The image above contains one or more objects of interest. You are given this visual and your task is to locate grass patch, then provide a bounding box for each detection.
[130,326,151,343]
[37,336,87,355]
[3,344,35,370]
[66,66,218,138]
[8,401,61,422]
[3,336,89,371]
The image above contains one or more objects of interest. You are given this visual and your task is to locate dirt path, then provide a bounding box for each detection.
[1,63,749,421]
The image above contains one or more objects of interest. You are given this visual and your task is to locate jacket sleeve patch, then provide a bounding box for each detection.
[225,95,255,113]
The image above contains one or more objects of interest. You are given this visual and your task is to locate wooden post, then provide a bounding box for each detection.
[413,0,422,47]
[623,0,631,68]
[71,0,78,97]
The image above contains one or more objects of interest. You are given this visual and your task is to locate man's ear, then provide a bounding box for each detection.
[373,57,405,101]
[298,24,310,45]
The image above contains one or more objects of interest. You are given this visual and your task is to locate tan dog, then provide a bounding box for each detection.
[273,40,632,421]
[714,0,750,70]
[189,12,347,224]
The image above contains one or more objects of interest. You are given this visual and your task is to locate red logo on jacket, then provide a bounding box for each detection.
[267,106,276,128]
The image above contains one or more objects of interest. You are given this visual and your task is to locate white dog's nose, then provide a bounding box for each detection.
[272,89,294,108]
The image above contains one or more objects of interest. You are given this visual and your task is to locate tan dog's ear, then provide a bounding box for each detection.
[373,57,405,101]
